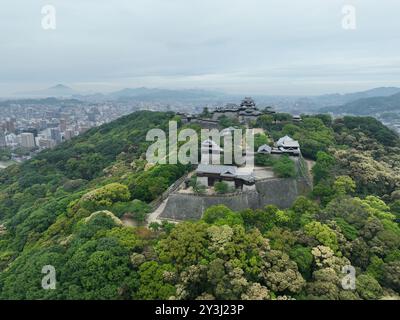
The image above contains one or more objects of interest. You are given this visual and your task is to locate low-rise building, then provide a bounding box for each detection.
[196,164,255,190]
[257,135,301,156]
[276,135,300,155]
[258,144,272,154]
[292,115,302,122]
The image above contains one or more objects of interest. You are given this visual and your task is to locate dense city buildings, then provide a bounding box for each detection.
[0,99,141,164]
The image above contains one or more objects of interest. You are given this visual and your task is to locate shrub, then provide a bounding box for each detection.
[111,199,150,221]
[255,154,275,167]
[189,175,206,194]
[273,155,296,178]
[214,181,231,194]
[80,183,131,212]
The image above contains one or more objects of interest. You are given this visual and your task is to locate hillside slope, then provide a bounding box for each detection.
[0,111,399,300]
[320,92,400,115]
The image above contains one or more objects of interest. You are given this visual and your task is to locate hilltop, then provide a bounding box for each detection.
[320,92,400,115]
[0,110,399,300]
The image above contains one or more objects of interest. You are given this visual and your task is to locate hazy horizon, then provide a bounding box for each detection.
[2,83,400,100]
[1,0,400,96]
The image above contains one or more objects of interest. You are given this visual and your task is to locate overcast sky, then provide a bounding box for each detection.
[1,0,400,96]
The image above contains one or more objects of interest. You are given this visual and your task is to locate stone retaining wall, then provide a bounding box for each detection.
[159,177,310,221]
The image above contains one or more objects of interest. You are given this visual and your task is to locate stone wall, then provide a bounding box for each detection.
[212,111,238,121]
[182,118,220,130]
[159,177,310,221]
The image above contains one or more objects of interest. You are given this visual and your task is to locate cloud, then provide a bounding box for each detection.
[0,0,400,95]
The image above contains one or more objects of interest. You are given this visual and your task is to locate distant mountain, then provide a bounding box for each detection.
[292,87,400,112]
[9,85,400,114]
[15,84,79,98]
[316,87,400,105]
[319,92,400,115]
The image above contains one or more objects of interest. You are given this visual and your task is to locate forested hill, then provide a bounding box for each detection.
[0,111,399,300]
[320,92,400,115]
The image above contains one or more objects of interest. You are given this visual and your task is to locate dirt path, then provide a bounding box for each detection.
[121,215,138,228]
[146,198,169,226]
[304,159,315,184]
[305,159,315,173]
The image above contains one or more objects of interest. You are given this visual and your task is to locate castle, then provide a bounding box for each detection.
[211,97,264,124]
[179,97,276,127]
[150,97,310,222]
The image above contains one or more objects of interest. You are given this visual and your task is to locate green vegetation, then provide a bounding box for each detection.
[255,154,296,178]
[199,107,212,119]
[255,153,275,166]
[254,133,270,151]
[0,147,12,161]
[218,115,241,128]
[188,175,206,194]
[0,110,399,300]
[214,181,234,194]
[273,155,296,178]
[257,115,335,160]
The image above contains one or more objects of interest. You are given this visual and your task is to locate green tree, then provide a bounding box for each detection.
[312,151,335,184]
[289,246,313,279]
[214,181,231,194]
[256,115,274,129]
[158,222,210,268]
[333,176,356,196]
[135,262,176,300]
[80,183,131,212]
[356,274,383,300]
[291,196,320,227]
[274,113,293,122]
[273,155,295,178]
[304,222,339,252]
[203,205,243,226]
[200,107,212,119]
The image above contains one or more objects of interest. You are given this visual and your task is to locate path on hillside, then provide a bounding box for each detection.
[304,159,315,184]
[145,171,193,226]
[147,198,169,226]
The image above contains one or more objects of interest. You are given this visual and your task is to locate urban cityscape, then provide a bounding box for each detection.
[0,99,156,168]
[1,89,400,171]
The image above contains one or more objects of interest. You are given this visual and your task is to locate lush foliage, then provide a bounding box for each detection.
[0,111,399,300]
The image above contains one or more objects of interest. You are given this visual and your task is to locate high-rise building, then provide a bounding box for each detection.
[60,119,67,132]
[64,129,75,141]
[50,128,62,143]
[6,119,15,133]
[0,130,6,147]
[40,120,48,130]
[20,133,35,149]
[87,113,96,122]
[38,138,55,149]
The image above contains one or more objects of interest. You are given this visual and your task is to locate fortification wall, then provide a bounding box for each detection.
[159,177,310,221]
[182,118,220,130]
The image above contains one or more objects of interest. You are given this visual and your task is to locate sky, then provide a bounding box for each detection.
[1,0,400,96]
